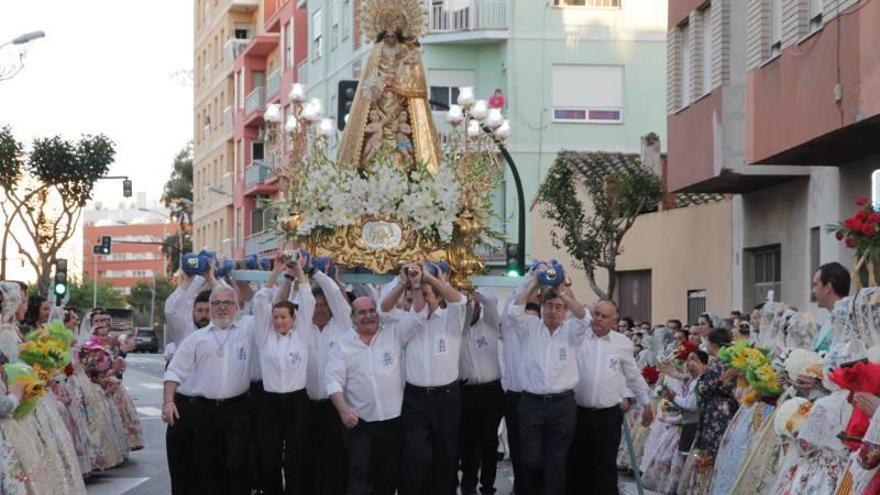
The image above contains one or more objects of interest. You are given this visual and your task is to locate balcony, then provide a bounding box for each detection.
[204,63,212,85]
[224,38,250,67]
[245,86,267,117]
[267,68,282,99]
[244,160,274,191]
[223,106,234,133]
[229,0,260,13]
[424,0,509,43]
[245,230,279,256]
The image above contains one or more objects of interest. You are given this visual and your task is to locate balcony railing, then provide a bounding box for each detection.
[245,230,279,256]
[426,0,509,33]
[267,68,282,99]
[224,38,250,66]
[223,106,233,133]
[245,86,267,116]
[244,160,271,189]
[297,62,308,86]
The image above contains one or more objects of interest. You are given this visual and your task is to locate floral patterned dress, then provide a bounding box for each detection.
[678,357,739,495]
[709,400,777,495]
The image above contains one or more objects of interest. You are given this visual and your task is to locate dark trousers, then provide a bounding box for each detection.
[249,381,264,492]
[166,393,196,495]
[190,394,253,495]
[518,391,576,495]
[566,406,624,495]
[401,382,461,495]
[343,417,402,495]
[504,391,524,495]
[303,399,348,495]
[458,380,505,494]
[258,388,311,495]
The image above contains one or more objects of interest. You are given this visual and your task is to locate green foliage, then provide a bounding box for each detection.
[127,278,176,327]
[28,134,115,206]
[0,126,24,189]
[162,233,193,275]
[162,143,193,228]
[67,279,126,311]
[537,151,663,300]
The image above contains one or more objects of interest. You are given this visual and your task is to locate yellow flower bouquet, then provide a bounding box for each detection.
[4,362,46,419]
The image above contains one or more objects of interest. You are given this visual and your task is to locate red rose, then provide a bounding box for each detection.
[846,237,857,248]
[836,230,845,241]
[845,218,857,230]
[863,223,877,237]
[857,195,870,206]
[857,210,869,222]
[641,366,659,386]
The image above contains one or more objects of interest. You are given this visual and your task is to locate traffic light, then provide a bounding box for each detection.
[99,235,112,255]
[122,179,133,198]
[505,243,521,277]
[337,80,358,130]
[53,259,68,304]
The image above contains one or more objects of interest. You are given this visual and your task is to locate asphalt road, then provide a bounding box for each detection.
[85,354,652,495]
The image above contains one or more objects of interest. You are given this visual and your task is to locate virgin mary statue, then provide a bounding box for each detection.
[337,0,443,173]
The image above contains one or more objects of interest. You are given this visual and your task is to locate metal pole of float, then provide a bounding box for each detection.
[622,419,645,495]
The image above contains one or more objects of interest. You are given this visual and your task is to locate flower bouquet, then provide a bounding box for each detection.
[672,341,698,365]
[641,365,659,386]
[3,362,46,419]
[828,195,880,286]
[19,321,74,378]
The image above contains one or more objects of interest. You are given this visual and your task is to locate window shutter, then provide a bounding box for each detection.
[667,28,680,113]
[746,0,767,70]
[781,0,805,48]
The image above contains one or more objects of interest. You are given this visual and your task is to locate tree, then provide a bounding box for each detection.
[127,277,176,328]
[536,149,663,301]
[67,278,127,311]
[0,126,115,292]
[162,143,193,228]
[163,233,193,275]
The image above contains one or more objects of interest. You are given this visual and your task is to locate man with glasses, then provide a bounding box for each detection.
[163,284,255,495]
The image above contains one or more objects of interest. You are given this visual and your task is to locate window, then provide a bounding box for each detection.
[688,290,707,325]
[553,0,621,7]
[552,65,624,123]
[283,22,293,70]
[745,245,782,308]
[872,170,880,207]
[430,86,461,111]
[680,22,691,107]
[312,9,323,60]
[331,0,339,50]
[810,227,820,302]
[617,270,652,323]
[342,0,351,40]
[700,5,713,95]
[769,0,782,56]
[809,0,823,31]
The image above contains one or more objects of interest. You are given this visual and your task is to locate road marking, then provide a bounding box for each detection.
[136,406,162,417]
[85,476,149,494]
[140,383,164,390]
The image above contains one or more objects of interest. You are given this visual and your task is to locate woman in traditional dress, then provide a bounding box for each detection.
[678,328,739,495]
[337,0,442,172]
[79,309,143,451]
[0,281,87,494]
[834,393,880,494]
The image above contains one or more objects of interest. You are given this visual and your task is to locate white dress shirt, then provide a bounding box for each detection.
[509,303,591,395]
[251,283,315,394]
[305,271,351,400]
[673,377,700,424]
[500,287,526,393]
[460,288,501,385]
[164,319,254,399]
[404,297,467,387]
[325,309,428,421]
[575,328,651,409]
[163,275,206,346]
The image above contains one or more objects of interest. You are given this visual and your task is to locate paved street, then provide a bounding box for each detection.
[86,354,652,495]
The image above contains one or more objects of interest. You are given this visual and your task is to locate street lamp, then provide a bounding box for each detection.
[0,31,45,82]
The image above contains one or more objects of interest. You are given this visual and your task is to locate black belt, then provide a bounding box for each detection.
[405,381,458,395]
[522,390,574,402]
[178,391,249,407]
[578,405,621,413]
[461,379,502,389]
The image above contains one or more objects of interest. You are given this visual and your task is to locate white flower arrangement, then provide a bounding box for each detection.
[783,349,823,381]
[294,159,461,243]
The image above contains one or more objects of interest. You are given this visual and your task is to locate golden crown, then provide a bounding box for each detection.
[362,0,426,42]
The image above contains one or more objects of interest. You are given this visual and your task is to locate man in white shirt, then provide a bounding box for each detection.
[567,300,652,495]
[325,264,428,495]
[162,275,212,495]
[510,268,591,495]
[381,264,466,495]
[162,283,255,495]
[303,269,352,495]
[458,287,504,495]
[501,283,537,495]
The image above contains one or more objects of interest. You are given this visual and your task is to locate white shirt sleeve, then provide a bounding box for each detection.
[164,332,199,384]
[620,343,652,406]
[444,297,467,336]
[324,340,346,397]
[567,315,592,347]
[251,287,274,347]
[476,288,501,337]
[673,381,699,411]
[396,307,430,344]
[164,276,206,346]
[296,282,316,331]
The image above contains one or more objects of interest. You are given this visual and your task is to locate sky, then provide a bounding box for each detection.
[0,0,193,281]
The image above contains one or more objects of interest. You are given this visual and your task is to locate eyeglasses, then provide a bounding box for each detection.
[210,300,237,307]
